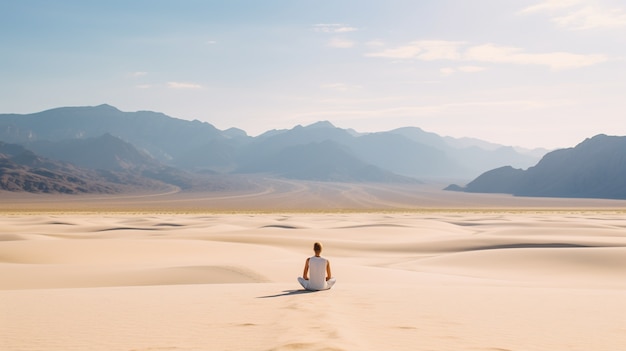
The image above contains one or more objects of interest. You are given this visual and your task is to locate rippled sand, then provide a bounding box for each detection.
[2,206,625,350]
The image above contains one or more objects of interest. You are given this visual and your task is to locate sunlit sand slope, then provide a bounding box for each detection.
[1,212,625,350]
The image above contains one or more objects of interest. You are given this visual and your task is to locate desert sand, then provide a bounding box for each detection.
[1,182,626,351]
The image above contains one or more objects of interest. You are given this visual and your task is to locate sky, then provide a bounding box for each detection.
[2,0,626,149]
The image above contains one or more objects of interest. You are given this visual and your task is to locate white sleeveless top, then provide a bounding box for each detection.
[308,256,328,291]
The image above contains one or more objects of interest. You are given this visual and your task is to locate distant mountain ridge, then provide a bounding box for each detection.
[447,134,626,199]
[28,133,157,171]
[0,104,548,193]
[0,141,169,193]
[0,104,230,162]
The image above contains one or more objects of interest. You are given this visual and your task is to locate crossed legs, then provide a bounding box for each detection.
[297,277,336,291]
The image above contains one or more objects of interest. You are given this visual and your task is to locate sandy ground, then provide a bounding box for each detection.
[3,180,626,213]
[1,183,626,351]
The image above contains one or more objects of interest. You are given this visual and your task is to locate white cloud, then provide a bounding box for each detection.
[464,43,607,70]
[131,71,148,77]
[416,41,464,61]
[335,26,358,33]
[135,84,153,89]
[167,82,203,89]
[328,37,355,48]
[553,6,626,29]
[520,0,626,30]
[366,40,464,60]
[313,23,358,33]
[315,23,359,48]
[206,40,218,44]
[520,0,581,14]
[367,40,607,70]
[366,43,423,59]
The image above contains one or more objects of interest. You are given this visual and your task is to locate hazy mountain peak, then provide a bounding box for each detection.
[0,104,556,187]
[48,104,121,114]
[578,133,612,147]
[345,128,363,137]
[391,126,426,133]
[223,127,248,137]
[94,104,120,111]
[450,134,626,199]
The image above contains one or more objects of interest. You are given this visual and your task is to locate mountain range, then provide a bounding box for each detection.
[3,104,623,199]
[14,105,624,197]
[446,134,626,200]
[0,104,550,194]
[0,140,169,194]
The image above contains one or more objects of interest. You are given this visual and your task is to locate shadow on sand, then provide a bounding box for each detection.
[257,289,318,298]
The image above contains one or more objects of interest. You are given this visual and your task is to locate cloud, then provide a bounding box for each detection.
[553,6,626,29]
[366,40,464,60]
[135,84,153,89]
[130,71,148,77]
[314,24,359,49]
[313,23,358,33]
[335,26,358,33]
[328,38,356,48]
[366,43,422,59]
[167,82,203,89]
[464,43,607,70]
[367,40,607,70]
[520,0,626,30]
[520,0,582,14]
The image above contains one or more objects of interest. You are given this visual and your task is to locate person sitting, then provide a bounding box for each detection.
[298,242,336,291]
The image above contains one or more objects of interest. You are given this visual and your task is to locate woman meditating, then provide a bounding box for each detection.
[298,242,336,291]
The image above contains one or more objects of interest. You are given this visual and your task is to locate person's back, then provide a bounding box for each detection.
[298,242,336,291]
[307,256,329,291]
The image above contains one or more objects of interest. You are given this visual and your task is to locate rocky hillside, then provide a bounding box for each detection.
[446,134,626,199]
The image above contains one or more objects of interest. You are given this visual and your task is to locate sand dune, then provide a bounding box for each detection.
[1,209,626,350]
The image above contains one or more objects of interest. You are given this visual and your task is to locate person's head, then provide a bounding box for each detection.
[313,242,322,255]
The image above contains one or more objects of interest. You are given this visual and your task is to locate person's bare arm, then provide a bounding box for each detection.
[303,258,310,280]
[326,260,332,281]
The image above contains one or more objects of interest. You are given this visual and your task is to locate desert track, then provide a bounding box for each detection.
[3,178,626,212]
